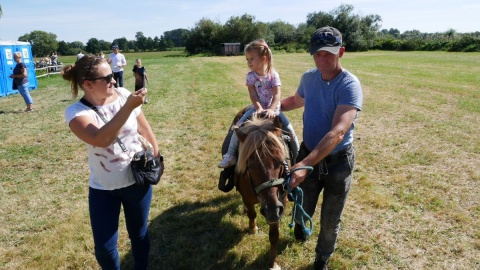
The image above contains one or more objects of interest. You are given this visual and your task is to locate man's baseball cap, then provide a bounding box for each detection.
[111,45,119,49]
[310,26,342,55]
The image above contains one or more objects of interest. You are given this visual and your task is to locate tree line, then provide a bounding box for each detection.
[15,4,480,58]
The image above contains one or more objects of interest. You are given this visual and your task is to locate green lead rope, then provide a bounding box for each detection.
[284,166,314,236]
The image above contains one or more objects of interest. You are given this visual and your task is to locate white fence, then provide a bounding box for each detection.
[35,64,64,78]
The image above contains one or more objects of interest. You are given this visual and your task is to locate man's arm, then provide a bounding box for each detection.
[281,91,304,111]
[289,105,358,188]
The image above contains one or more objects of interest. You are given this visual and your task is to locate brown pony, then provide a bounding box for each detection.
[234,114,290,270]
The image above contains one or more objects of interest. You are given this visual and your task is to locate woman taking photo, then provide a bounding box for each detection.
[61,55,159,269]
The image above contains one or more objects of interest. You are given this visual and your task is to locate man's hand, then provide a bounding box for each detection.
[289,163,309,188]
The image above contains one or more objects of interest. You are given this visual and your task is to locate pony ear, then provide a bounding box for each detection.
[273,115,283,129]
[235,127,248,143]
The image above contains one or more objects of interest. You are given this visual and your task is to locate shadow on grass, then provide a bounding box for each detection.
[0,109,31,114]
[120,193,296,269]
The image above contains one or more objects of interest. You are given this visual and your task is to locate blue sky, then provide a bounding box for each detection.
[1,0,478,43]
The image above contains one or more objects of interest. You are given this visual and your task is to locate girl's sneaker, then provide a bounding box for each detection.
[218,153,236,168]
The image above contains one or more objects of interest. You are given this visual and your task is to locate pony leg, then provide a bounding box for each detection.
[268,223,281,270]
[243,203,258,234]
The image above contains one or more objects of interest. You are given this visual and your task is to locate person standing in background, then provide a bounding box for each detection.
[51,51,59,72]
[10,52,33,112]
[77,51,84,60]
[132,58,149,104]
[107,45,127,88]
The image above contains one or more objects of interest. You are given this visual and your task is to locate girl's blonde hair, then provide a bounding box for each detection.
[244,39,273,74]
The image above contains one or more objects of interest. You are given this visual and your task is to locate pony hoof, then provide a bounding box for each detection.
[269,263,281,270]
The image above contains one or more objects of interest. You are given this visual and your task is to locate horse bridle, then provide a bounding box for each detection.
[247,160,290,197]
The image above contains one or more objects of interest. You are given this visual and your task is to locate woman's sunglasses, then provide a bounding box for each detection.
[87,73,114,84]
[310,32,342,47]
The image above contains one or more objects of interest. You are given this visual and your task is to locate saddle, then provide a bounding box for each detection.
[218,106,297,193]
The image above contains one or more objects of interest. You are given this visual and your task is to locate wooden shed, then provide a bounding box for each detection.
[220,43,241,56]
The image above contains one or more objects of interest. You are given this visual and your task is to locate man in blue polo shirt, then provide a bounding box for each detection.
[281,26,363,270]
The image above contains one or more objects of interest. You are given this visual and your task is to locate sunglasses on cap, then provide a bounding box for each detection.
[87,73,114,84]
[310,32,342,47]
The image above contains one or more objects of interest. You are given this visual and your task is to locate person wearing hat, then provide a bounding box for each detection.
[107,45,127,88]
[281,26,363,270]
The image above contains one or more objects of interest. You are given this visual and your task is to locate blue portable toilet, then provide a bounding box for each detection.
[0,41,38,97]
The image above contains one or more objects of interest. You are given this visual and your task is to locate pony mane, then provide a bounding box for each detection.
[236,116,287,174]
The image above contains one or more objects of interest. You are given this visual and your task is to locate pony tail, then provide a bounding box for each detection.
[61,64,80,99]
[265,46,273,75]
[261,41,273,75]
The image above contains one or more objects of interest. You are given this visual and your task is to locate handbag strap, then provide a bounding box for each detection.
[79,97,128,152]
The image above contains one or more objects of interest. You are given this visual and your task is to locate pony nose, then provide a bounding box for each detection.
[277,204,284,217]
[261,202,284,224]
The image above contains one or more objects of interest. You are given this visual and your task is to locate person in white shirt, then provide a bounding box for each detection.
[107,45,127,88]
[77,51,84,60]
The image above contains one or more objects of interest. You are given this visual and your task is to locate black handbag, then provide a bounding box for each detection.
[131,149,164,186]
[130,134,164,186]
[80,97,164,186]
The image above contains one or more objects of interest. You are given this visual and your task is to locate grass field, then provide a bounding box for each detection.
[0,50,479,270]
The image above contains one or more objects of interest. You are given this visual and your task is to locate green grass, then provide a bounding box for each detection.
[1,50,479,269]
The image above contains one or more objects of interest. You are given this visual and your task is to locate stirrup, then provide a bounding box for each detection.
[218,166,235,192]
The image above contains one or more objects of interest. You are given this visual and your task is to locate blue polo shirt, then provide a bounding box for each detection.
[297,68,363,153]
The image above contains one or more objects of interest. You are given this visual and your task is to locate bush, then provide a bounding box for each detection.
[420,40,449,51]
[372,38,401,50]
[447,35,480,52]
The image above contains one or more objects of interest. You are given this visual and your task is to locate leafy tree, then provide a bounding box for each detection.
[295,23,316,48]
[112,37,128,52]
[163,28,190,47]
[18,30,58,57]
[127,40,136,52]
[85,38,101,54]
[153,36,160,50]
[158,36,168,51]
[445,28,457,40]
[388,28,401,38]
[223,14,267,46]
[98,40,111,52]
[135,32,147,51]
[306,11,334,29]
[268,20,297,46]
[448,34,480,52]
[306,4,381,51]
[146,37,155,51]
[332,4,381,51]
[185,18,223,55]
[56,41,69,56]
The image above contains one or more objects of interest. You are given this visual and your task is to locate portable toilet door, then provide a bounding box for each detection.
[0,41,38,97]
[0,43,15,97]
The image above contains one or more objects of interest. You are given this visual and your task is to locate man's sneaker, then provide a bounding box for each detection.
[218,153,236,168]
[314,258,328,270]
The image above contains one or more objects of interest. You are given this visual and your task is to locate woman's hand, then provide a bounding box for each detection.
[125,88,147,109]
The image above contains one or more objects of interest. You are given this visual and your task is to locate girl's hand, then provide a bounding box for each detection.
[252,107,263,116]
[263,109,275,118]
